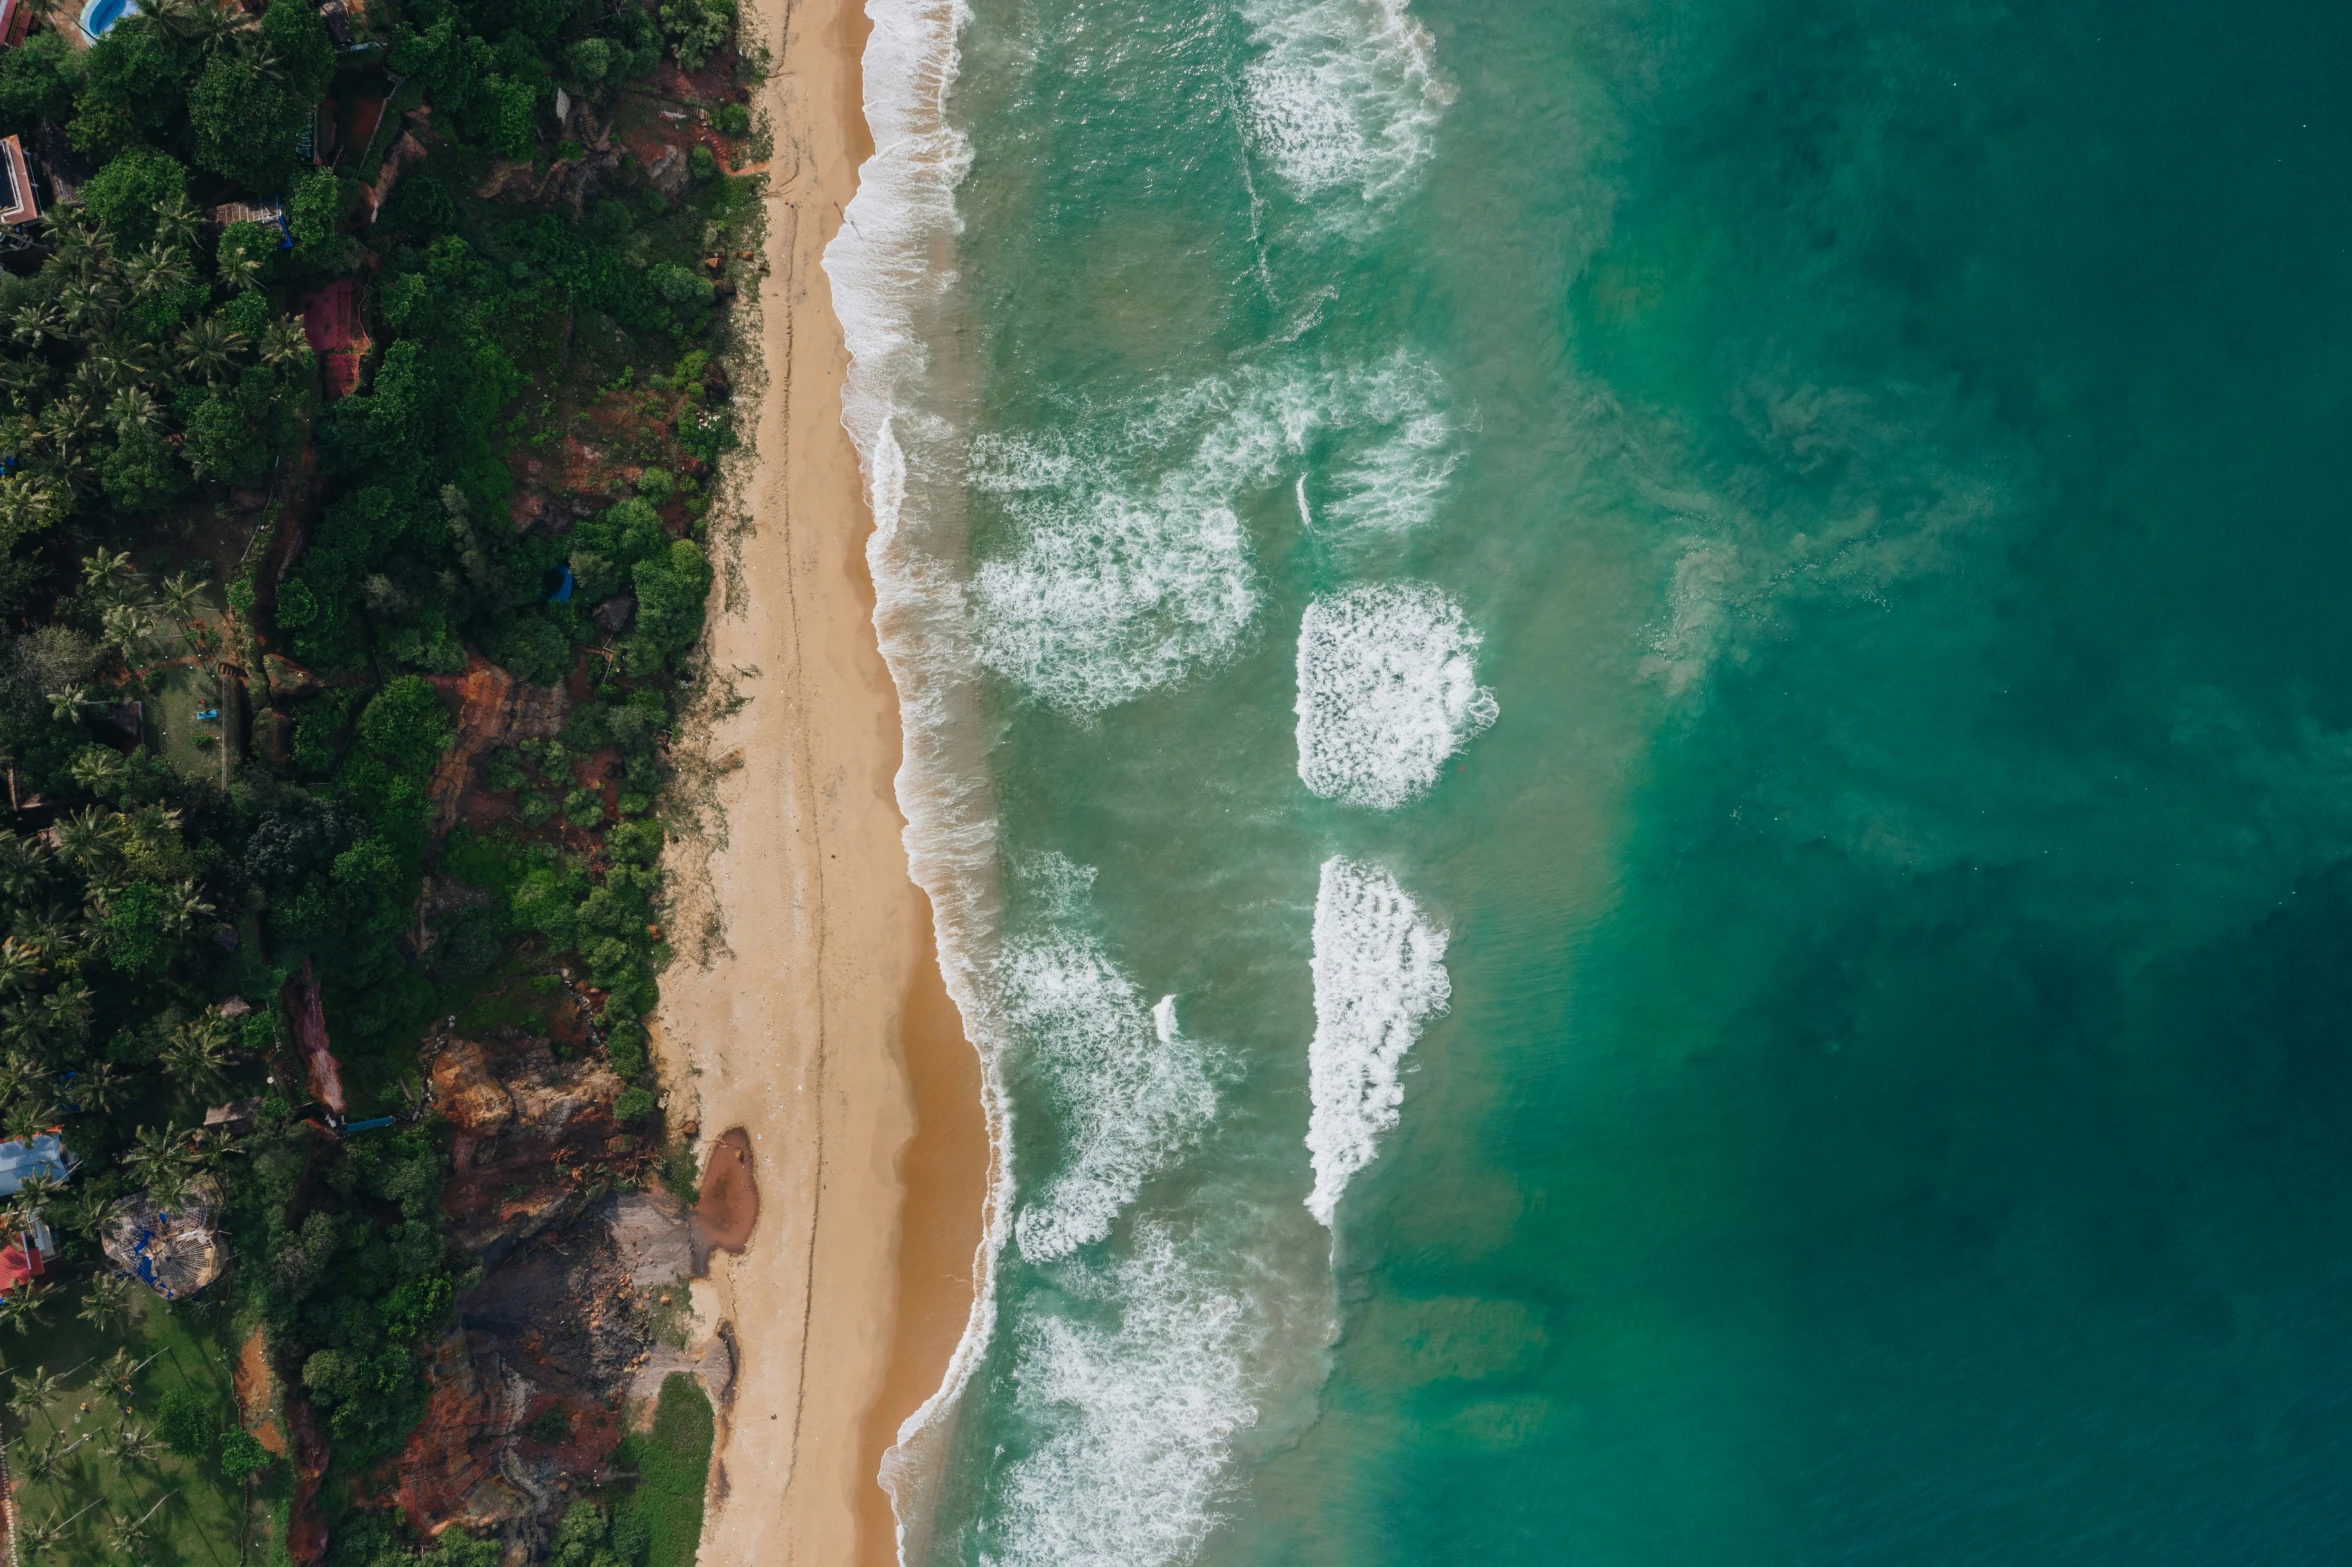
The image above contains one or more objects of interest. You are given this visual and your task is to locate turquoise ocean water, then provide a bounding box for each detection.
[824,1,2352,1561]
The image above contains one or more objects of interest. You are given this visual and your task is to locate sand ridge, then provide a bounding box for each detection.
[650,0,989,1559]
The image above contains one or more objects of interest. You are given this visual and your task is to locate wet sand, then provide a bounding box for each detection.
[650,0,990,1558]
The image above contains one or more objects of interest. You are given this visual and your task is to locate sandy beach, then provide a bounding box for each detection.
[651,0,989,1560]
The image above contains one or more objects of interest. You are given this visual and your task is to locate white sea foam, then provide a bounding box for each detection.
[824,1,1012,1560]
[1001,931,1218,1263]
[1306,857,1450,1225]
[1320,352,1458,533]
[1296,582,1498,809]
[971,356,1456,712]
[987,1229,1262,1567]
[1241,0,1450,207]
[972,490,1263,715]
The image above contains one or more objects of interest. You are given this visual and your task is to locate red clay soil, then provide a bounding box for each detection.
[299,279,370,400]
[281,959,345,1118]
[285,1398,331,1565]
[691,1128,757,1256]
[234,1327,289,1458]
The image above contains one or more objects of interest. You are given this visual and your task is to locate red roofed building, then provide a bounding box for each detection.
[300,278,370,400]
[0,1220,50,1293]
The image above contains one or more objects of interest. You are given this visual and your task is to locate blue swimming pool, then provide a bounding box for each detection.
[78,0,136,39]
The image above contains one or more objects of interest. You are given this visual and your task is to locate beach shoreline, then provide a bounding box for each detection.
[651,0,989,1558]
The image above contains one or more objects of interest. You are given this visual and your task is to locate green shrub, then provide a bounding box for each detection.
[79,145,185,247]
[220,1427,273,1482]
[614,1086,655,1121]
[712,102,750,138]
[564,788,606,829]
[565,37,612,82]
[0,32,79,133]
[613,1375,714,1567]
[658,0,732,70]
[157,1384,223,1456]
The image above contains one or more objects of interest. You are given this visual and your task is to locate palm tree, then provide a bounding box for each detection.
[156,571,209,625]
[120,244,190,302]
[79,548,137,602]
[8,1362,64,1423]
[1,1096,59,1144]
[36,395,98,455]
[101,1506,151,1560]
[95,1346,134,1397]
[14,1509,67,1557]
[66,746,128,797]
[107,1416,160,1466]
[43,686,89,726]
[0,354,50,409]
[0,1288,46,1336]
[161,1017,232,1097]
[0,476,66,539]
[259,315,310,369]
[215,246,264,294]
[100,604,153,668]
[76,1062,127,1119]
[14,1432,62,1486]
[11,1170,62,1222]
[121,1125,193,1202]
[0,936,39,995]
[104,388,165,440]
[150,0,251,49]
[77,1272,129,1333]
[51,807,118,864]
[8,301,62,348]
[54,275,124,338]
[56,1185,111,1242]
[165,881,215,935]
[173,317,249,383]
[152,194,203,252]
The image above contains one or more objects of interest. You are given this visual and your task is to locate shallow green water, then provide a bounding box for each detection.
[829,0,2352,1560]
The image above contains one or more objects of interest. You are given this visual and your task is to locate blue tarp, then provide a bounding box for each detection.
[0,1134,68,1196]
[546,565,575,603]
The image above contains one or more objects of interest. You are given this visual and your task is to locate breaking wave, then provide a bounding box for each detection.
[985,1228,1264,1567]
[971,355,1457,713]
[1001,930,1219,1263]
[1306,856,1451,1225]
[823,0,1008,1560]
[1240,0,1451,207]
[1296,582,1498,809]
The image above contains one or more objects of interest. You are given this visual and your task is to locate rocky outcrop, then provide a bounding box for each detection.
[389,1025,707,1554]
[430,1031,633,1265]
[426,656,571,834]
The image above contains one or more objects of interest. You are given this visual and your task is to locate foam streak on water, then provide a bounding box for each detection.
[1001,931,1219,1262]
[1296,582,1499,809]
[1306,856,1452,1225]
[985,1229,1264,1567]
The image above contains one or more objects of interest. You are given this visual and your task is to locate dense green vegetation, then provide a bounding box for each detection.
[613,1374,716,1567]
[0,0,755,1554]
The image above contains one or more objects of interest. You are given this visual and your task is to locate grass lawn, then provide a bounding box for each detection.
[5,1277,276,1565]
[613,1374,714,1567]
